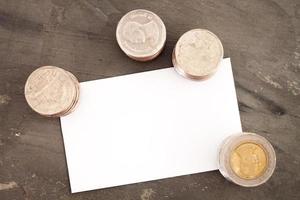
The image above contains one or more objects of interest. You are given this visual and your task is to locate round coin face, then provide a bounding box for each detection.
[25,66,76,116]
[173,29,223,79]
[230,142,268,180]
[116,9,166,61]
[218,132,276,187]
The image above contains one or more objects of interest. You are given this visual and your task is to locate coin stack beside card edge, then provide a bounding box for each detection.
[24,66,80,117]
[172,29,224,80]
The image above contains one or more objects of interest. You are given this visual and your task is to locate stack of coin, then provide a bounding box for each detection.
[116,9,166,61]
[172,29,224,80]
[218,132,276,187]
[24,66,80,117]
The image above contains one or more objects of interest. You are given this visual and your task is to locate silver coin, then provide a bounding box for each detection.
[173,29,223,80]
[116,9,166,61]
[24,66,80,117]
[60,71,80,116]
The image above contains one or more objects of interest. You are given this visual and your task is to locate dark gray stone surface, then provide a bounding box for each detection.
[0,0,299,199]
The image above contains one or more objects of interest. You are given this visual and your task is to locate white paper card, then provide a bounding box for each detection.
[61,58,242,193]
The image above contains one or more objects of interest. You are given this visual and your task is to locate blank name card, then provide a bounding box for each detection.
[60,58,242,193]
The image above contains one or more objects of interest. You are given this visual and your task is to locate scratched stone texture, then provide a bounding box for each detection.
[0,0,299,199]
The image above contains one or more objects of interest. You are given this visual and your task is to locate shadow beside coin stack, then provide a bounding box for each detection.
[25,66,80,117]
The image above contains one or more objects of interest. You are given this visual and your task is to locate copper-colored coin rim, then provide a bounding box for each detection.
[50,70,80,117]
[60,71,80,116]
[172,48,216,81]
[128,43,165,61]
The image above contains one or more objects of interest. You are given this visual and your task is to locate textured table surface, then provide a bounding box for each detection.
[0,0,299,199]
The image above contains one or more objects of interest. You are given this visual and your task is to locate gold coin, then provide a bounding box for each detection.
[230,142,268,180]
[173,29,223,79]
[25,66,77,116]
[218,132,276,187]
